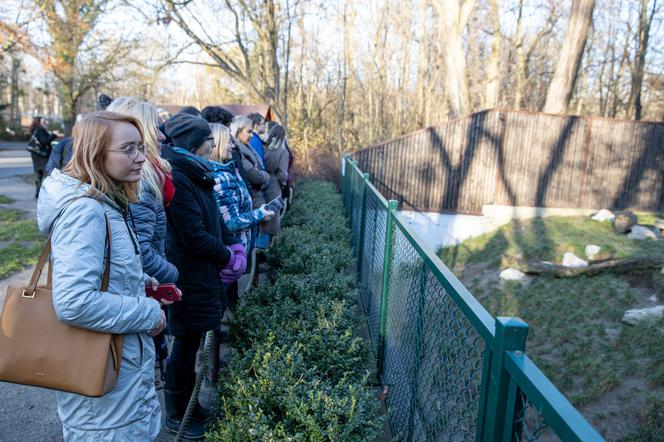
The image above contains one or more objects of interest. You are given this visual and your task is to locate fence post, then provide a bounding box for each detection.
[356,173,370,269]
[341,154,348,209]
[480,317,528,442]
[348,161,356,230]
[377,199,398,377]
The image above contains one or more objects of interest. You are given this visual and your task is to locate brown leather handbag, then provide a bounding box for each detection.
[0,213,124,397]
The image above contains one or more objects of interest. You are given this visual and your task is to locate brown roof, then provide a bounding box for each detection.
[156,104,277,121]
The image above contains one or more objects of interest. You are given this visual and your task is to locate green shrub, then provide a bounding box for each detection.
[207,181,382,441]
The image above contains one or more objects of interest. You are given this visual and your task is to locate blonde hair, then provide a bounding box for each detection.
[63,111,143,203]
[209,123,231,162]
[107,97,171,203]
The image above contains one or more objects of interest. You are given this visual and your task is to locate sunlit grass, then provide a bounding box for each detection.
[0,208,44,279]
[438,215,664,439]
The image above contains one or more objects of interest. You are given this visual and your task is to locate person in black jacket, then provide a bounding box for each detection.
[28,116,57,198]
[201,105,234,127]
[163,113,246,440]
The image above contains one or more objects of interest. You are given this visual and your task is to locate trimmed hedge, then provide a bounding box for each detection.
[206,181,383,441]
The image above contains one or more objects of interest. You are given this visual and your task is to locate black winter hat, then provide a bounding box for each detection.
[164,113,211,152]
[97,94,113,110]
[178,106,201,117]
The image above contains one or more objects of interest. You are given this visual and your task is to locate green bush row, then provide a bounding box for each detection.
[207,181,383,441]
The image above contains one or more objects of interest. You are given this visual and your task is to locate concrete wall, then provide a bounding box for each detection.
[401,205,600,252]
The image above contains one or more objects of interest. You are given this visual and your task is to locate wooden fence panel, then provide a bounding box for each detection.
[497,113,589,208]
[352,110,664,213]
[584,119,664,211]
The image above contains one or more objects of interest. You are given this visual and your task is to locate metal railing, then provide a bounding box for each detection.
[341,155,604,442]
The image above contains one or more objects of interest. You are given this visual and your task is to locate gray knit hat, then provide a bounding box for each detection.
[164,113,211,152]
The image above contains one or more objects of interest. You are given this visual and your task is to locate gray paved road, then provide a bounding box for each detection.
[0,149,33,179]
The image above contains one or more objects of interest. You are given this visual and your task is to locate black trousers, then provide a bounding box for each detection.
[225,281,239,312]
[165,332,203,399]
[30,153,48,196]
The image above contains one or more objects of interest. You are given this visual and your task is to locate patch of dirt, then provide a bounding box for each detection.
[624,271,663,305]
[580,379,664,441]
[451,260,663,441]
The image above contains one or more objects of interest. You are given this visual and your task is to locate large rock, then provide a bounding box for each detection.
[591,209,615,222]
[585,244,601,260]
[500,268,526,281]
[562,252,588,268]
[627,225,658,240]
[622,305,664,325]
[612,211,637,234]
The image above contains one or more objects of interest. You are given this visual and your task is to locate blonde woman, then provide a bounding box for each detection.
[107,97,179,388]
[107,97,178,284]
[208,123,273,312]
[209,123,272,248]
[37,112,166,440]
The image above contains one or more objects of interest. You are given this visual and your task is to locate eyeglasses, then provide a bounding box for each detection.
[108,143,147,160]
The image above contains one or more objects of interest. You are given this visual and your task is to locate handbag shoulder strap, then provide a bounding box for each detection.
[26,197,111,296]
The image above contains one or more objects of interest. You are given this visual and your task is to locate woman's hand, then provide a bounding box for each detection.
[145,276,159,291]
[148,310,167,337]
[145,277,175,306]
[258,204,275,221]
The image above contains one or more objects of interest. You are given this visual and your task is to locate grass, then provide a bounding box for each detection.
[0,208,43,279]
[634,211,664,227]
[438,215,664,440]
[0,194,15,204]
[439,215,664,269]
[621,395,664,442]
[0,209,43,242]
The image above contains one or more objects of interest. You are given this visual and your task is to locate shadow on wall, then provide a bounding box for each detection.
[354,110,664,215]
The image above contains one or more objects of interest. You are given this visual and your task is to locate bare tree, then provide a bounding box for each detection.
[627,0,658,119]
[161,0,300,121]
[484,0,501,108]
[3,0,140,133]
[543,0,596,114]
[432,0,475,118]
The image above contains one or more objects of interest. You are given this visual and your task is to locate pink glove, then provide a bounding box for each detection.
[220,244,247,284]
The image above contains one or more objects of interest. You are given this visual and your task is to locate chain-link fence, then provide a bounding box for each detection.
[357,188,388,355]
[341,156,603,442]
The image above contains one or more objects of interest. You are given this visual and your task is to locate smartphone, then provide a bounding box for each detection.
[146,283,182,302]
[264,196,284,212]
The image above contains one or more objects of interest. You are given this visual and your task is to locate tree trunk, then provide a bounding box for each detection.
[543,0,596,114]
[337,0,349,154]
[10,54,21,133]
[415,0,429,127]
[282,0,293,127]
[627,0,657,120]
[484,0,501,109]
[434,0,474,119]
[513,0,525,109]
[63,100,77,136]
[502,254,664,277]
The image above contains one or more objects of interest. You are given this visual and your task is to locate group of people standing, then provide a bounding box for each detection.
[34,97,292,441]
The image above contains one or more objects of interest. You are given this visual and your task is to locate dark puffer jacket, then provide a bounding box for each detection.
[129,187,178,284]
[165,148,238,335]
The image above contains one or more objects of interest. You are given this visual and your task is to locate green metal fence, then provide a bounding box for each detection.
[341,155,604,442]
